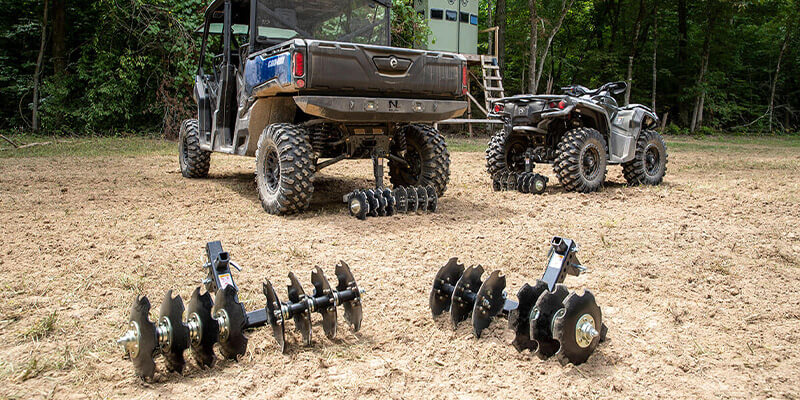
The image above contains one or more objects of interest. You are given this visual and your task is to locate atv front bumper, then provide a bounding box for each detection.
[294,96,467,123]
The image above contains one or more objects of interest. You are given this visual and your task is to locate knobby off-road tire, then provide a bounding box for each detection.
[622,129,668,186]
[553,127,608,193]
[485,130,528,175]
[255,123,316,215]
[179,119,211,178]
[389,124,450,196]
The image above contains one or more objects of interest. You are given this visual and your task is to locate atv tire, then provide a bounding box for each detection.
[389,124,450,196]
[179,119,211,178]
[255,123,316,215]
[485,130,528,175]
[622,129,668,186]
[553,127,608,193]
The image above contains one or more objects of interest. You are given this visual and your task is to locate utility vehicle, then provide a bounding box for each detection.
[179,0,468,214]
[486,81,667,193]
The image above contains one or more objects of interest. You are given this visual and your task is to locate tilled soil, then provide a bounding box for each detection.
[0,137,799,399]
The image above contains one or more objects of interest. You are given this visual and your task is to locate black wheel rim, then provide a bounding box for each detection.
[264,148,280,192]
[581,145,601,180]
[179,135,188,167]
[505,141,527,173]
[644,144,660,177]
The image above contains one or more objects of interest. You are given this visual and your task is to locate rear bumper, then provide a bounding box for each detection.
[294,96,467,123]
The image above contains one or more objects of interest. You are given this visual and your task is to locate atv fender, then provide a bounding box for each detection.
[608,107,658,163]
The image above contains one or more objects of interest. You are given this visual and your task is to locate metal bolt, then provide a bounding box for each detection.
[187,313,203,345]
[575,314,598,348]
[117,321,141,358]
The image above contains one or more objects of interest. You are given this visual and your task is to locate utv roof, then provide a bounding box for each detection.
[197,0,391,33]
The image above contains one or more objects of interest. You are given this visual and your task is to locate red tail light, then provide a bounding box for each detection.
[462,65,468,95]
[548,100,567,110]
[493,103,505,113]
[293,52,304,77]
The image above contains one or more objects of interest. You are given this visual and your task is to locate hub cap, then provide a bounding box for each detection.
[575,314,598,348]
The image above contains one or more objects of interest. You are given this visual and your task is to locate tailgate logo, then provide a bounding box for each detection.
[388,100,399,110]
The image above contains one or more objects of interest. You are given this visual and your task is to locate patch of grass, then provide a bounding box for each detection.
[445,136,488,152]
[22,312,58,340]
[0,134,173,159]
[667,135,800,152]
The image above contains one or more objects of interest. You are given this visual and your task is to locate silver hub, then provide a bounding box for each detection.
[117,321,141,358]
[575,314,598,348]
[187,312,203,345]
[534,179,545,192]
[215,309,230,341]
[157,317,172,350]
[349,198,362,214]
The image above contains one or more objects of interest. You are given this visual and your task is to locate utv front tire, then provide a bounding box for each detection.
[553,127,608,193]
[255,123,316,215]
[485,131,528,175]
[388,124,450,196]
[179,119,211,178]
[622,130,668,186]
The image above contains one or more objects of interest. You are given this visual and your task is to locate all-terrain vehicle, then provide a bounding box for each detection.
[179,0,468,214]
[486,81,667,193]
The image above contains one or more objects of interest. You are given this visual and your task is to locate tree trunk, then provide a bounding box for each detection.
[651,0,658,110]
[32,0,49,133]
[532,0,575,92]
[690,21,713,133]
[495,0,507,70]
[52,0,66,75]
[676,0,688,124]
[528,0,538,94]
[768,29,790,131]
[624,0,646,105]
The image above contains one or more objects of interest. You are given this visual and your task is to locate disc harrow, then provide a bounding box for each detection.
[344,185,438,220]
[429,236,607,365]
[491,170,548,194]
[116,241,365,380]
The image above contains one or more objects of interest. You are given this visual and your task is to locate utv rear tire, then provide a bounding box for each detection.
[553,127,608,193]
[179,119,211,178]
[388,124,450,196]
[255,123,316,215]
[485,131,528,175]
[622,130,668,186]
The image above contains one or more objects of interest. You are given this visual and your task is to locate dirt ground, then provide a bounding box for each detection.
[1,136,799,399]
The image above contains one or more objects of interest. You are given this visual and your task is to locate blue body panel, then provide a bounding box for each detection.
[244,52,292,95]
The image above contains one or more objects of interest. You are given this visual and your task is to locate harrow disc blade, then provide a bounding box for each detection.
[406,186,419,213]
[530,284,569,360]
[472,270,507,338]
[375,189,387,216]
[508,280,548,352]
[159,290,190,373]
[382,188,396,216]
[530,174,547,195]
[312,267,338,339]
[553,290,603,366]
[187,287,217,368]
[364,190,379,217]
[505,173,517,191]
[416,186,428,213]
[214,286,248,360]
[492,175,502,191]
[287,272,312,346]
[394,186,408,213]
[335,261,363,332]
[263,279,287,352]
[349,191,369,220]
[449,265,484,329]
[129,296,157,380]
[517,174,528,193]
[429,258,465,316]
[425,186,438,212]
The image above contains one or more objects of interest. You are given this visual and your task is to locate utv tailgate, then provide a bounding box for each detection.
[302,40,465,99]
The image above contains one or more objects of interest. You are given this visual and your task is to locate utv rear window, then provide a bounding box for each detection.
[445,10,457,21]
[460,12,469,23]
[430,9,443,19]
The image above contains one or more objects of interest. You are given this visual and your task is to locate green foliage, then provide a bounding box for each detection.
[0,0,797,135]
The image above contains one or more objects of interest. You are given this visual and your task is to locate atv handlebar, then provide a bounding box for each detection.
[561,81,627,97]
